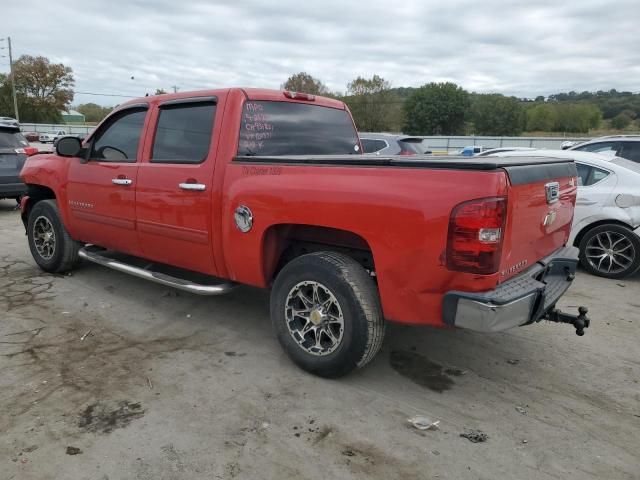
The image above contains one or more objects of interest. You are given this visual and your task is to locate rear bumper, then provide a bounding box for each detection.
[443,246,579,333]
[0,182,27,198]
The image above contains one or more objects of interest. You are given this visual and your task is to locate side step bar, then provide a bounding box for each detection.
[78,246,236,296]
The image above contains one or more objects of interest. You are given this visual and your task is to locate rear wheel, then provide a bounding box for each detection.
[27,199,82,273]
[578,224,640,279]
[270,252,385,378]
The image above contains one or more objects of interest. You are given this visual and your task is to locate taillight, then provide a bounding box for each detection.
[447,197,506,274]
[283,91,316,101]
[24,147,39,156]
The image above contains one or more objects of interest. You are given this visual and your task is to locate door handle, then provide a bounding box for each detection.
[576,199,597,205]
[112,178,133,185]
[179,183,206,191]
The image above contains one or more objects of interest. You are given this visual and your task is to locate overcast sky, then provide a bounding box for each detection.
[3,0,639,106]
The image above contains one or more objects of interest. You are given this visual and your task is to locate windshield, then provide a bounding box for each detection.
[238,101,360,156]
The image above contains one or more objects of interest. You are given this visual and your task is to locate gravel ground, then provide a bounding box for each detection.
[0,199,638,480]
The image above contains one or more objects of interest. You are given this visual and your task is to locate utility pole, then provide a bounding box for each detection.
[171,85,179,93]
[7,37,19,122]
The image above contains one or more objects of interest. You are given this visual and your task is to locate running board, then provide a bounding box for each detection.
[78,246,237,296]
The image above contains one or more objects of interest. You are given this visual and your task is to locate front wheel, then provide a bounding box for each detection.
[270,252,385,378]
[578,224,640,279]
[27,199,82,273]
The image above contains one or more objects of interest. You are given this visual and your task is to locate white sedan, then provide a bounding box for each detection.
[488,149,640,279]
[38,129,67,143]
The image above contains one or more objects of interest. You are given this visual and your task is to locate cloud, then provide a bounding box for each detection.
[2,0,638,105]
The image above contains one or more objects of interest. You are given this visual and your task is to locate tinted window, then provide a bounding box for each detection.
[151,102,216,164]
[574,141,620,156]
[361,139,388,153]
[90,109,147,162]
[238,101,360,156]
[0,129,28,148]
[576,163,610,186]
[619,142,640,163]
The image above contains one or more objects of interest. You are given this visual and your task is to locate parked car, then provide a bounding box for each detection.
[23,132,40,142]
[39,130,67,143]
[459,145,485,156]
[488,149,640,278]
[569,135,640,163]
[360,134,431,155]
[0,125,38,202]
[0,116,19,128]
[19,88,590,377]
[476,147,536,156]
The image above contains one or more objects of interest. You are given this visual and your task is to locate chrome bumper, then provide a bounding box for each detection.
[443,246,579,333]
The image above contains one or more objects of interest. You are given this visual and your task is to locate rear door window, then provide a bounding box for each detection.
[151,101,216,164]
[238,101,360,156]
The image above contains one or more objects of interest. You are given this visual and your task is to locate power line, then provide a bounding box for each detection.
[75,91,139,98]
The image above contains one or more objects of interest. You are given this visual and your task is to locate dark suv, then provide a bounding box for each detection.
[0,125,33,202]
[570,136,640,163]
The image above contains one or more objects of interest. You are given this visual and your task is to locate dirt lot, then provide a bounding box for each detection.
[1,199,638,480]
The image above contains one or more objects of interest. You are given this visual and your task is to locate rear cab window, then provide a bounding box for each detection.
[238,101,360,156]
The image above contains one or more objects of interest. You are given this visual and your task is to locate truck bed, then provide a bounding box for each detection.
[234,154,576,170]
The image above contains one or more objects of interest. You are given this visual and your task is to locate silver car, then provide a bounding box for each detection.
[569,135,640,163]
[360,134,431,155]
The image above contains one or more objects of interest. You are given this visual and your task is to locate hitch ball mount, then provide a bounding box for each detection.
[545,306,590,336]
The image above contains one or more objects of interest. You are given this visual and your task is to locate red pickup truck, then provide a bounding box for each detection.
[19,88,590,377]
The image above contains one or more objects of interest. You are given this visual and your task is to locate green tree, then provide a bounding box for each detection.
[611,112,632,129]
[555,103,601,133]
[154,88,167,95]
[342,75,402,132]
[1,55,75,123]
[470,94,524,135]
[282,72,329,95]
[403,82,469,135]
[526,103,558,131]
[76,103,113,123]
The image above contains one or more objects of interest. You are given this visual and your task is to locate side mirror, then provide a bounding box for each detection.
[56,136,83,157]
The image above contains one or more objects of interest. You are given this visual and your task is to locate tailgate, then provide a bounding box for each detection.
[499,161,577,283]
[0,148,26,184]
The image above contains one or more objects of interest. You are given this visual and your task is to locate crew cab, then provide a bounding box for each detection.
[19,88,590,377]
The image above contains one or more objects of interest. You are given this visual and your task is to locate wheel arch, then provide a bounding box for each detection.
[261,223,376,285]
[21,184,58,230]
[573,218,635,248]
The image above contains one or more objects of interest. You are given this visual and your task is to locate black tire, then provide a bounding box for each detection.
[270,251,385,378]
[27,199,82,273]
[578,223,640,279]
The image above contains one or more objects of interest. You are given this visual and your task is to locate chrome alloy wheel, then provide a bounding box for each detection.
[585,230,635,275]
[285,281,345,356]
[32,215,56,260]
